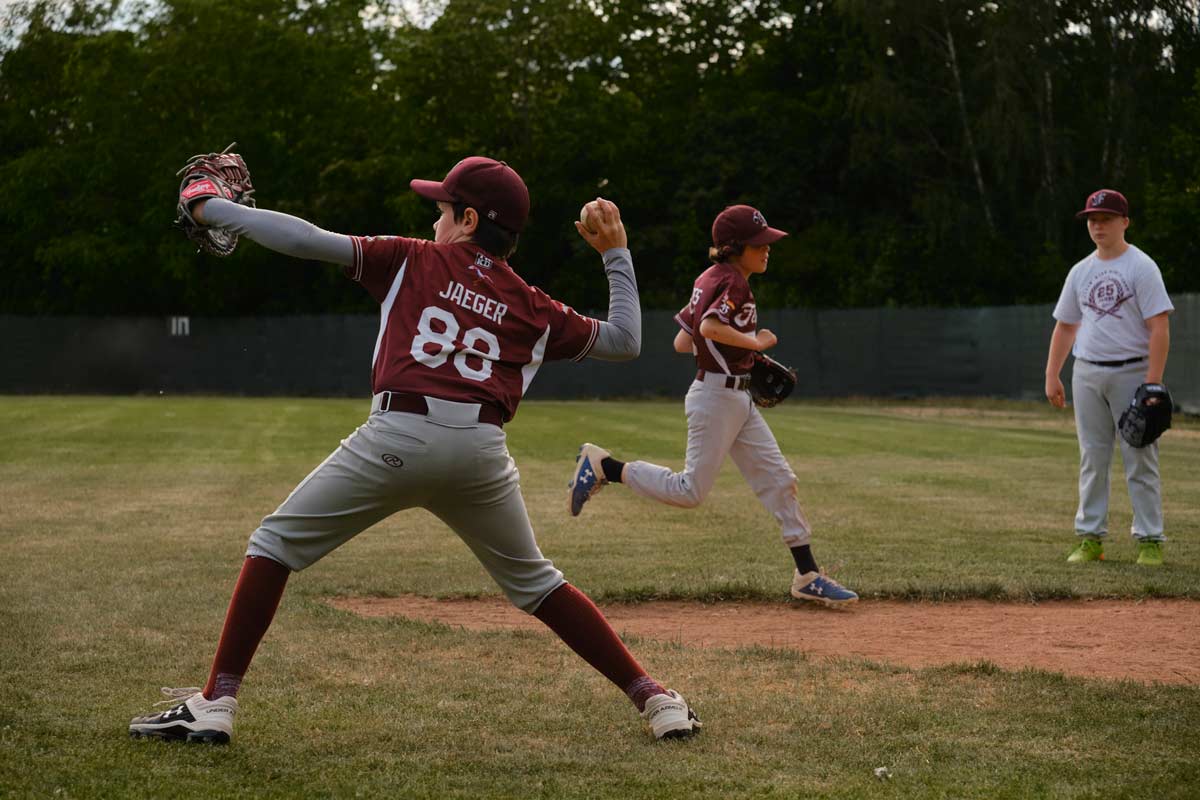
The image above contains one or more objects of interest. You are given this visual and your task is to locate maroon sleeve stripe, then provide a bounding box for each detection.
[674,313,692,334]
[571,318,601,362]
[350,236,364,282]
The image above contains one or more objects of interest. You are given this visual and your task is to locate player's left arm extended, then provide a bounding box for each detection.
[1145,311,1170,384]
[195,197,354,266]
[673,329,693,354]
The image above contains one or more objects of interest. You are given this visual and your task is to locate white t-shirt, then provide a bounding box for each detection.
[1052,244,1173,362]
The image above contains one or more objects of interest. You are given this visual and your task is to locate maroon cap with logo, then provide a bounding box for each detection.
[411,157,531,233]
[1076,189,1129,219]
[711,204,788,247]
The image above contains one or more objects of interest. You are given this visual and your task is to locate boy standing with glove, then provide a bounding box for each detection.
[1044,189,1174,565]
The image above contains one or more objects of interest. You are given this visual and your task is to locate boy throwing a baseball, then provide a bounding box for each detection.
[127,156,701,744]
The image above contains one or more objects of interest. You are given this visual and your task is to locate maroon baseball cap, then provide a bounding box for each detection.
[1076,189,1129,219]
[411,157,531,232]
[712,204,788,247]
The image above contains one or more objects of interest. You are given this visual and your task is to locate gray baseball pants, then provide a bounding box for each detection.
[246,395,565,611]
[622,376,812,547]
[1071,359,1164,541]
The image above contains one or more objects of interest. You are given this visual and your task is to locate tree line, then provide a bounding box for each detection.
[2,0,1198,316]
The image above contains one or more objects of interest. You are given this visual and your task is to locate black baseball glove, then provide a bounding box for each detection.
[175,142,255,256]
[1118,382,1173,448]
[749,353,798,408]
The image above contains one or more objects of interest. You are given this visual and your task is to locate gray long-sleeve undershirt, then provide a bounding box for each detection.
[203,198,640,360]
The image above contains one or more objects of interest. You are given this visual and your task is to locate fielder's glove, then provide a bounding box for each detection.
[749,352,798,408]
[1118,382,1173,448]
[175,142,255,256]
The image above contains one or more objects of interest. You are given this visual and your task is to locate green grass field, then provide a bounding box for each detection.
[1,397,1198,799]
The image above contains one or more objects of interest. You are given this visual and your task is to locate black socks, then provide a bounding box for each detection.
[790,544,818,575]
[600,457,625,484]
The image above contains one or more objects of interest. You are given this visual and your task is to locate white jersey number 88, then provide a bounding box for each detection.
[411,305,499,382]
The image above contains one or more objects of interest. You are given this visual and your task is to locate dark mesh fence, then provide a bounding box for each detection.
[3,295,1196,410]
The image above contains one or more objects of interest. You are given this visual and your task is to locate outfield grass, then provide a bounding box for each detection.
[1,397,1197,799]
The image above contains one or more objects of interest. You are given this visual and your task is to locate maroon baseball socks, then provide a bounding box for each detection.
[202,555,291,701]
[533,583,666,711]
[200,564,672,712]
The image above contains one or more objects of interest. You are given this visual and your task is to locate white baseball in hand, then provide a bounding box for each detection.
[579,200,601,234]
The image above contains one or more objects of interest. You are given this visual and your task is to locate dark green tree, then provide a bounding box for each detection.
[1,0,1197,313]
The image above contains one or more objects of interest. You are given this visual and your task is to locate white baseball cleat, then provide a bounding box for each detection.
[568,442,610,516]
[790,569,859,607]
[128,687,238,744]
[641,690,702,740]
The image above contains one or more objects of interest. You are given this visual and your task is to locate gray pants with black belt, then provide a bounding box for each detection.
[1071,359,1164,541]
[622,372,812,547]
[245,394,565,612]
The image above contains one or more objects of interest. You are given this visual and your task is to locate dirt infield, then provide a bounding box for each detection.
[332,595,1200,685]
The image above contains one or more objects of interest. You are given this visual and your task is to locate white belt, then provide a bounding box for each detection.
[370,392,504,428]
[695,370,751,391]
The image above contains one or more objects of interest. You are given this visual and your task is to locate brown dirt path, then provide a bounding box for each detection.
[331,595,1200,685]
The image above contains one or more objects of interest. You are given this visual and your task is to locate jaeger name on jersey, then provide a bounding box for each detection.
[438,280,508,324]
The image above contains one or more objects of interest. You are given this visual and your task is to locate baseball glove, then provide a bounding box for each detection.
[1118,382,1173,448]
[749,352,798,408]
[175,142,255,256]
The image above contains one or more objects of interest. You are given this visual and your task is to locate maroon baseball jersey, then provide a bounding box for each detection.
[674,262,757,374]
[346,236,599,421]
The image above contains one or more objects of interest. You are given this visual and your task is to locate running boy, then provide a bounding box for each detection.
[568,204,858,606]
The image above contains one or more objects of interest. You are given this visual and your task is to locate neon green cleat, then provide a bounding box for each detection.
[1136,540,1164,566]
[1066,538,1104,563]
